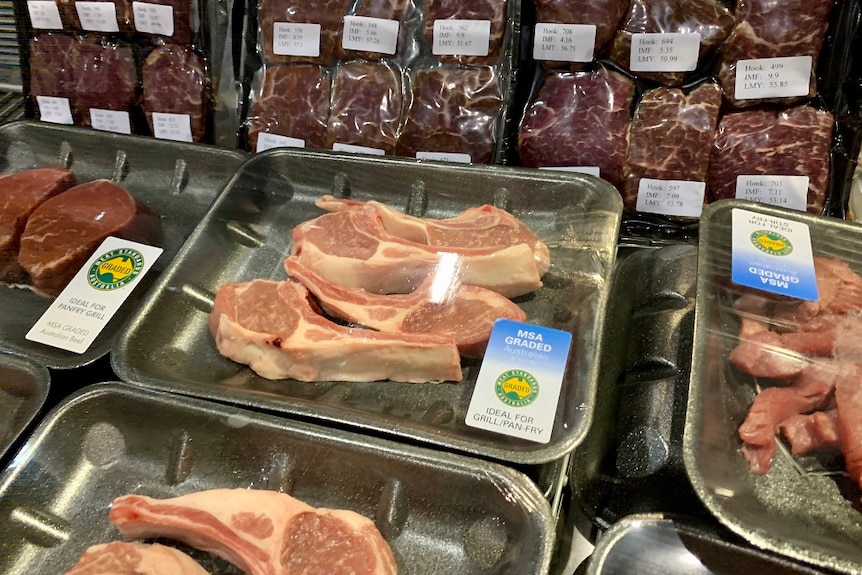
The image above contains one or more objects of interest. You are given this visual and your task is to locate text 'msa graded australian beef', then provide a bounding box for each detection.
[17,179,161,297]
[62,542,211,575]
[0,167,77,284]
[109,488,398,575]
[291,204,549,298]
[209,278,463,382]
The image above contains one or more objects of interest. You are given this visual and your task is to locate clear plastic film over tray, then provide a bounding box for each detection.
[0,120,247,369]
[113,148,622,465]
[515,0,862,244]
[685,199,862,574]
[0,382,555,574]
[241,0,521,165]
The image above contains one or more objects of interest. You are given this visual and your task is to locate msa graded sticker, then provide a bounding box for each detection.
[27,236,163,354]
[730,207,818,301]
[466,319,572,444]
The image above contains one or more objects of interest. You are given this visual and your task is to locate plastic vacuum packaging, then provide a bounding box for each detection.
[517,63,635,188]
[530,0,628,71]
[0,120,246,370]
[0,352,48,466]
[243,0,519,164]
[0,382,556,574]
[608,0,735,87]
[56,0,135,35]
[74,36,138,131]
[686,199,862,574]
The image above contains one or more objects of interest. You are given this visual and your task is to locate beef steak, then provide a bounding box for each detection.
[63,542,210,575]
[142,44,209,143]
[29,33,81,122]
[533,0,628,67]
[246,65,331,152]
[718,0,834,108]
[131,0,195,45]
[59,0,134,34]
[286,257,526,358]
[396,65,502,164]
[338,0,412,61]
[17,179,161,297]
[0,168,76,283]
[326,61,404,155]
[622,82,722,211]
[423,0,507,65]
[110,489,398,575]
[210,278,462,382]
[74,37,138,130]
[258,0,353,66]
[517,65,634,187]
[708,105,834,213]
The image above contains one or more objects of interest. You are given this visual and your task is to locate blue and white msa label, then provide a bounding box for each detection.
[731,208,818,301]
[466,319,572,444]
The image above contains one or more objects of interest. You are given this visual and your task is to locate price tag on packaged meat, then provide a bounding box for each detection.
[273,22,321,57]
[132,1,174,36]
[734,56,812,100]
[433,20,491,57]
[90,109,132,135]
[26,237,163,354]
[731,208,818,301]
[416,151,472,164]
[333,142,386,156]
[152,112,193,142]
[28,1,62,29]
[539,166,601,177]
[533,23,596,63]
[630,33,700,72]
[466,320,572,444]
[36,96,73,125]
[736,175,809,212]
[257,133,304,153]
[635,178,705,217]
[342,16,399,55]
[76,1,120,32]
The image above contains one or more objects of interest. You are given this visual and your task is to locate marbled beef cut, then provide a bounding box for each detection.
[609,0,735,86]
[517,66,634,188]
[622,82,722,211]
[246,64,331,152]
[338,0,412,61]
[708,105,834,213]
[0,168,76,283]
[29,33,81,122]
[423,0,507,65]
[58,0,134,34]
[73,38,138,130]
[533,0,628,67]
[131,0,195,45]
[327,61,403,155]
[143,44,209,143]
[396,66,502,164]
[63,542,210,575]
[718,0,834,108]
[17,179,161,297]
[110,489,398,575]
[258,0,353,66]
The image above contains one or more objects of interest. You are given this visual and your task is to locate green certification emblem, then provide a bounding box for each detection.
[87,248,144,290]
[494,369,539,407]
[750,230,793,256]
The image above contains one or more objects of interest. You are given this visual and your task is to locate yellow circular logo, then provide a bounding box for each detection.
[495,369,539,407]
[88,249,144,290]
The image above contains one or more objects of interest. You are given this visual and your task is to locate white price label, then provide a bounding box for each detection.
[36,96,73,125]
[28,1,62,29]
[533,23,596,63]
[734,56,812,100]
[735,175,809,212]
[26,237,163,354]
[635,178,706,217]
[256,132,305,153]
[152,112,193,142]
[416,151,472,163]
[76,1,119,32]
[132,1,174,36]
[539,165,601,177]
[273,22,321,57]
[333,142,386,156]
[433,19,491,57]
[89,109,131,134]
[629,32,701,72]
[342,15,399,55]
